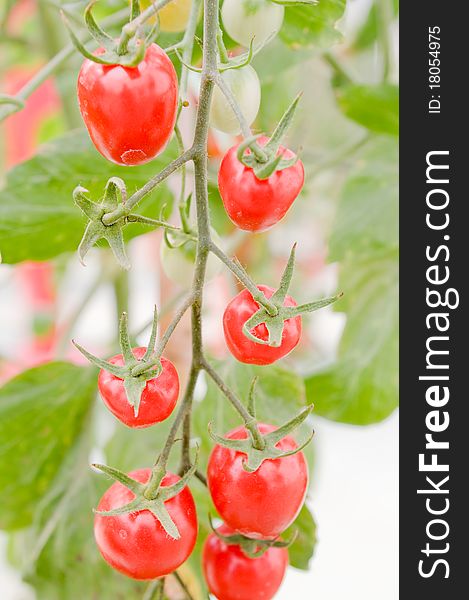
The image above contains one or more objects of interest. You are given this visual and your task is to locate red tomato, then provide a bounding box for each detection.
[98,347,179,428]
[203,524,288,600]
[77,43,178,165]
[223,285,301,365]
[94,469,197,579]
[207,424,308,539]
[218,137,304,231]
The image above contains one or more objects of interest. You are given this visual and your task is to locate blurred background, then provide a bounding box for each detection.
[0,0,399,598]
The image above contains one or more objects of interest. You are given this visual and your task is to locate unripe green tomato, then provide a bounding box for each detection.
[210,65,261,135]
[221,0,285,48]
[160,231,223,287]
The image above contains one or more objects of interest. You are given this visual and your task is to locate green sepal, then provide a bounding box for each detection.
[219,38,255,73]
[74,178,131,270]
[84,1,114,50]
[242,245,343,347]
[208,403,314,472]
[62,2,148,68]
[209,515,297,557]
[92,451,198,539]
[0,94,25,114]
[237,94,303,180]
[73,306,164,417]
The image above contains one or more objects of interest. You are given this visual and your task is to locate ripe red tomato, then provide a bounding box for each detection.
[207,424,308,539]
[98,347,179,428]
[77,43,178,165]
[223,285,302,365]
[218,137,304,231]
[203,524,288,600]
[94,469,197,579]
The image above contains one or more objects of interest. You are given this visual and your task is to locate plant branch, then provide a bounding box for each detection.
[214,73,251,138]
[131,293,195,376]
[201,358,266,450]
[174,571,196,600]
[102,149,195,225]
[209,241,278,315]
[118,0,175,53]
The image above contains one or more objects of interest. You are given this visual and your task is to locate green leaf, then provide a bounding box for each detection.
[0,362,96,530]
[0,131,175,264]
[329,137,398,259]
[279,0,346,49]
[306,248,398,424]
[284,504,317,570]
[335,83,399,136]
[8,471,150,599]
[305,138,398,424]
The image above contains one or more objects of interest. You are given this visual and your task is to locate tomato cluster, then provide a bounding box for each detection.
[74,3,312,598]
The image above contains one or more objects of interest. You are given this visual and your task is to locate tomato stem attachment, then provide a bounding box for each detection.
[240,244,343,348]
[203,370,315,471]
[209,241,279,316]
[208,515,297,558]
[236,93,303,179]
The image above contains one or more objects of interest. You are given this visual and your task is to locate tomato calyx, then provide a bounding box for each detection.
[208,377,314,472]
[74,177,131,269]
[62,1,156,67]
[74,177,179,270]
[237,93,302,179]
[239,244,342,347]
[73,307,166,417]
[208,516,296,558]
[92,454,198,539]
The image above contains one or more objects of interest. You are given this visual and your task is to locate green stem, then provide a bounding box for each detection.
[102,149,194,225]
[37,0,80,128]
[143,578,164,600]
[179,0,203,99]
[145,364,200,497]
[127,214,181,232]
[202,359,266,450]
[214,73,252,138]
[131,293,195,376]
[174,571,196,600]
[113,269,129,319]
[322,51,354,84]
[118,0,175,54]
[209,241,278,316]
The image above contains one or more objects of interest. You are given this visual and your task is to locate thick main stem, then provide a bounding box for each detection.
[145,0,219,484]
[178,0,220,470]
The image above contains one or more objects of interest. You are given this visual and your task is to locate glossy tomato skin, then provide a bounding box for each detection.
[77,43,178,166]
[218,137,304,232]
[95,469,197,579]
[207,424,308,539]
[98,347,179,428]
[223,285,301,366]
[203,524,288,600]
